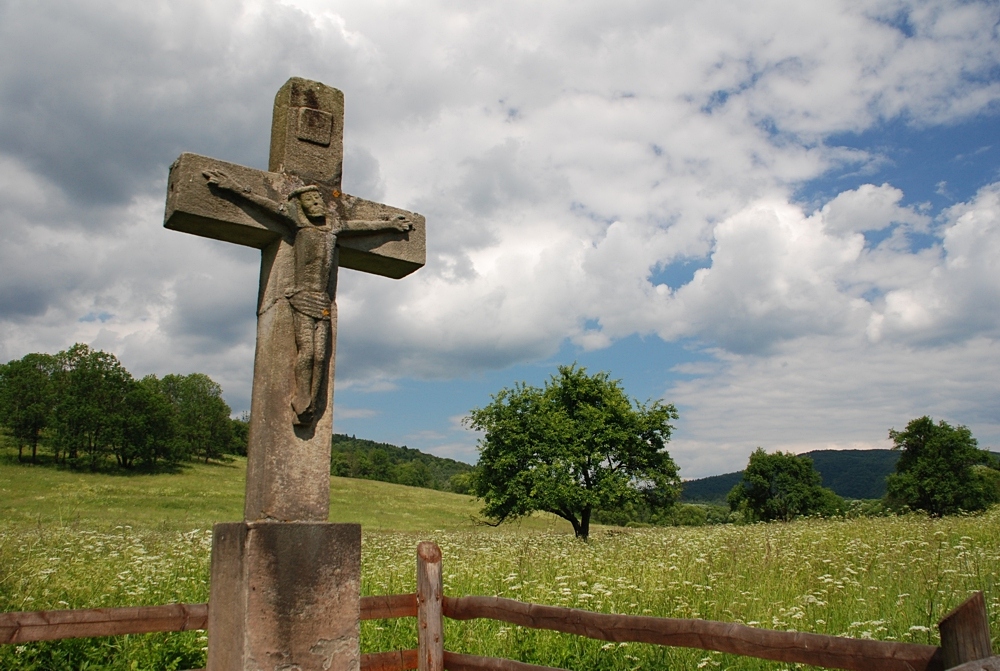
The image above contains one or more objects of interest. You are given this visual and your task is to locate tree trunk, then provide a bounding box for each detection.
[580,507,591,540]
[17,442,24,462]
[559,513,583,538]
[553,509,589,539]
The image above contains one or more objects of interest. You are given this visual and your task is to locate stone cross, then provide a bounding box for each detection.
[163,78,425,671]
[165,77,425,522]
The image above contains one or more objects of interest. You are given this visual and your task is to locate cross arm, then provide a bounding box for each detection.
[165,153,426,279]
[202,168,299,237]
[334,196,425,279]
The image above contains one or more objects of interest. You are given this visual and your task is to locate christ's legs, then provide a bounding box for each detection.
[291,311,316,421]
[310,319,331,411]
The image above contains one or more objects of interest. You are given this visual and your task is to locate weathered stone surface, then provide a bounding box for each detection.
[208,522,361,671]
[243,274,337,521]
[269,78,345,186]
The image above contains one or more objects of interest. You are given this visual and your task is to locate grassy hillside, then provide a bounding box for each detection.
[330,433,473,490]
[0,451,566,533]
[806,449,902,499]
[680,470,743,504]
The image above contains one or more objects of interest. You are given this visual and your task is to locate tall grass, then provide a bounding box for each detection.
[2,508,998,670]
[0,525,211,670]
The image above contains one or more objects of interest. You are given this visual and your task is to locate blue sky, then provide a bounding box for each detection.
[1,0,999,477]
[810,115,1000,214]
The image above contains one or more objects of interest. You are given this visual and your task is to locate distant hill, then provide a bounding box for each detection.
[330,433,474,492]
[682,449,898,502]
[681,471,745,504]
[681,448,1000,503]
[804,449,901,499]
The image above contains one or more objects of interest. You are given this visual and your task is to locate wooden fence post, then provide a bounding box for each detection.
[939,592,994,669]
[417,541,444,671]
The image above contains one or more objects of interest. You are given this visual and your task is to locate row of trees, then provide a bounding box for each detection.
[0,345,246,470]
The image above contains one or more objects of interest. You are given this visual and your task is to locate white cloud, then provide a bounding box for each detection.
[871,183,1000,343]
[659,199,868,353]
[820,183,929,235]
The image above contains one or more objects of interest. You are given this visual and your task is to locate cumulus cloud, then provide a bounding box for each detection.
[820,183,929,235]
[1,0,999,470]
[668,333,1000,477]
[871,183,1000,343]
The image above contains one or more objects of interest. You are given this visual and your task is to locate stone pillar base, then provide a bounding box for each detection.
[207,522,360,671]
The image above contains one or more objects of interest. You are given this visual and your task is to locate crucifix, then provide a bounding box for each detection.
[165,77,424,522]
[164,78,425,671]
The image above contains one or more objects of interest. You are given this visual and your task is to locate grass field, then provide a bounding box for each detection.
[1,455,998,670]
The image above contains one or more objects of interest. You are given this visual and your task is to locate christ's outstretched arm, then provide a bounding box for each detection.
[338,215,413,236]
[203,169,298,234]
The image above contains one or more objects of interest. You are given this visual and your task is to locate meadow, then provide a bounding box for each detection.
[1,456,998,670]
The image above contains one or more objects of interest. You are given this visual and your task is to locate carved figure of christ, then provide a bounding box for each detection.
[202,169,413,425]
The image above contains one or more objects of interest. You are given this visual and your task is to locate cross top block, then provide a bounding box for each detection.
[269,78,345,186]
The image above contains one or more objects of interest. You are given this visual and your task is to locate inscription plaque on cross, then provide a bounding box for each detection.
[163,77,425,671]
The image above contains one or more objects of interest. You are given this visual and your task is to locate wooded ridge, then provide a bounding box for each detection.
[681,448,1000,502]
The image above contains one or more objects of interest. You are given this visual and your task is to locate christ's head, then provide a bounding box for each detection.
[292,186,326,220]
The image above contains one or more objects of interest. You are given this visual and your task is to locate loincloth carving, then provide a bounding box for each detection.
[286,289,332,320]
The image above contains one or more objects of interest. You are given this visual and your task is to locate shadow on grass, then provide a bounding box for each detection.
[0,443,239,476]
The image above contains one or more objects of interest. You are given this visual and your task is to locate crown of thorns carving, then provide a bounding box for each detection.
[289,184,322,199]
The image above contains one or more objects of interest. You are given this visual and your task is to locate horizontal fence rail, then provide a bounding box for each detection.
[442,651,562,671]
[362,649,419,671]
[0,603,208,645]
[0,594,417,645]
[443,595,943,671]
[364,593,418,621]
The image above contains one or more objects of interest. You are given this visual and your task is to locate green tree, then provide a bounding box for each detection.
[160,373,233,463]
[361,449,393,481]
[331,452,351,477]
[885,416,999,516]
[449,471,475,494]
[51,344,133,470]
[229,411,250,456]
[395,460,432,488]
[116,375,181,469]
[0,352,58,462]
[466,364,681,540]
[727,448,843,522]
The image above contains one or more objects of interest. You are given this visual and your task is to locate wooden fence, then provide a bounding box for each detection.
[2,541,997,671]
